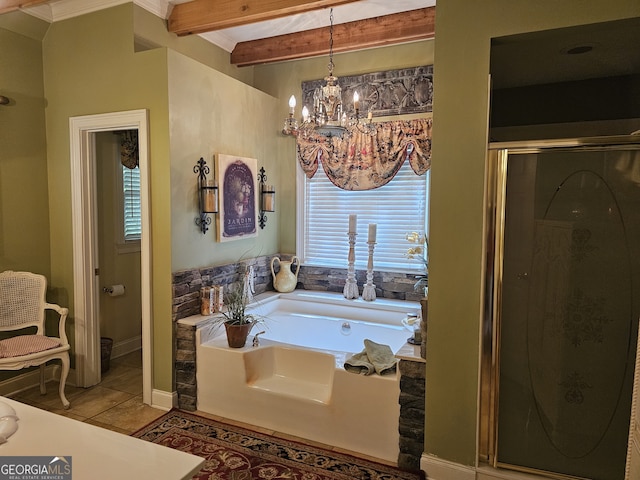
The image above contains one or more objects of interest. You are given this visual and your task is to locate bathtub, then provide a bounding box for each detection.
[194,290,421,463]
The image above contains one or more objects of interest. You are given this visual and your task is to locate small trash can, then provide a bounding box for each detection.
[101,337,114,373]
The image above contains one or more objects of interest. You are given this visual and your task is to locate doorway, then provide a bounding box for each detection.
[69,110,152,405]
[95,130,143,379]
[483,136,640,479]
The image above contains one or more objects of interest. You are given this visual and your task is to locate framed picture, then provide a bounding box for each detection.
[216,154,258,242]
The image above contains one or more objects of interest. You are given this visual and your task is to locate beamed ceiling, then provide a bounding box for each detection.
[1,0,435,67]
[167,0,435,66]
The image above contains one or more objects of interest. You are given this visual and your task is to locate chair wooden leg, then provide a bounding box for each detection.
[59,354,70,409]
[39,364,46,395]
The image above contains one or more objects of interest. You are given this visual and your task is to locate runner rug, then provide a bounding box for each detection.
[132,409,425,480]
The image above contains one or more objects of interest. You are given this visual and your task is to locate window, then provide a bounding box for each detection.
[297,159,429,272]
[116,163,141,253]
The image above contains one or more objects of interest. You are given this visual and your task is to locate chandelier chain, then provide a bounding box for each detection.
[328,8,335,76]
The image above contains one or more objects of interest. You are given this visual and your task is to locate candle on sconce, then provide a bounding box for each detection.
[302,106,310,123]
[203,180,218,213]
[353,91,360,112]
[349,214,357,234]
[367,110,373,121]
[368,223,377,243]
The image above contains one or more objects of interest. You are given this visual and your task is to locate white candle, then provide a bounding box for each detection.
[353,91,360,112]
[288,95,296,114]
[368,223,377,242]
[349,214,357,234]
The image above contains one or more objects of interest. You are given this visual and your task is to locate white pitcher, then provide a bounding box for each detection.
[271,256,300,293]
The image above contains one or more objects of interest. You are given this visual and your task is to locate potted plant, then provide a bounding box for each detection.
[220,279,257,348]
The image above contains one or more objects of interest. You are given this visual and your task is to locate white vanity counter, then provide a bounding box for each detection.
[0,397,203,480]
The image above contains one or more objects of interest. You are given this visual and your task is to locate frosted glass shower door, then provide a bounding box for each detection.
[494,145,640,480]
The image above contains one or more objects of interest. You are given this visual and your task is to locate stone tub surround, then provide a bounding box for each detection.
[173,256,426,464]
[172,256,425,323]
[398,358,426,471]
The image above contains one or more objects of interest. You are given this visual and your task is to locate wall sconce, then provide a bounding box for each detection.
[258,166,275,229]
[194,157,218,234]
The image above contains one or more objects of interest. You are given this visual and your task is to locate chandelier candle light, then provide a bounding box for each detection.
[281,8,374,139]
[344,214,359,299]
[362,223,377,301]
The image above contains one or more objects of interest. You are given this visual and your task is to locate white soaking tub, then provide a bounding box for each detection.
[193,290,421,463]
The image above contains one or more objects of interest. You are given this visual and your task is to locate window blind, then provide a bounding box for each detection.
[122,165,142,241]
[302,160,429,272]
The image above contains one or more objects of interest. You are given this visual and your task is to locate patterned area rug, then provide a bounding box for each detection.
[132,409,425,480]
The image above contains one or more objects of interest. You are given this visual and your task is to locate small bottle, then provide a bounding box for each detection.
[200,287,214,316]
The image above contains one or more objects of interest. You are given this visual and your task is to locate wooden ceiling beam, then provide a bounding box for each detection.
[0,0,49,15]
[168,0,360,36]
[230,7,435,66]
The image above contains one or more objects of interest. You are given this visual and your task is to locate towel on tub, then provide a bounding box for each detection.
[344,339,397,376]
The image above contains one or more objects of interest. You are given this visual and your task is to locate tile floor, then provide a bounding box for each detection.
[8,350,165,435]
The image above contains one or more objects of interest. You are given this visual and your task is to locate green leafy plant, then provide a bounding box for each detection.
[220,281,256,326]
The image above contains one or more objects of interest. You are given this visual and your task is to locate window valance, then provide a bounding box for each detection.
[118,130,139,169]
[296,118,432,191]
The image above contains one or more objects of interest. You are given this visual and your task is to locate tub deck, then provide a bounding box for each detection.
[187,290,421,463]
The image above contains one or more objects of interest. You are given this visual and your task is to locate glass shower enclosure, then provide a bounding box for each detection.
[482,136,640,479]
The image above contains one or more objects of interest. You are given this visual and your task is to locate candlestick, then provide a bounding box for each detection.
[348,214,357,234]
[368,223,377,243]
[343,232,359,299]
[362,239,377,301]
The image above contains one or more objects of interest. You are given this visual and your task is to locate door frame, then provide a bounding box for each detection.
[69,109,152,404]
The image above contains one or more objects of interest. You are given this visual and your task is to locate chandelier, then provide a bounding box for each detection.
[282,9,374,138]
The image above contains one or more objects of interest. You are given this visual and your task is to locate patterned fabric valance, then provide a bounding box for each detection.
[118,130,139,169]
[296,118,431,191]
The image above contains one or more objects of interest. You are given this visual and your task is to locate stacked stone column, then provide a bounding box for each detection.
[398,359,425,471]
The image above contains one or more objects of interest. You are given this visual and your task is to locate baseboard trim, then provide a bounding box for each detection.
[0,365,76,397]
[421,454,477,480]
[151,388,177,411]
[111,335,142,360]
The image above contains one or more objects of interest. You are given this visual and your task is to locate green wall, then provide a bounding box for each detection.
[132,5,254,86]
[0,13,50,278]
[40,3,281,392]
[428,0,640,467]
[168,50,279,271]
[42,3,171,389]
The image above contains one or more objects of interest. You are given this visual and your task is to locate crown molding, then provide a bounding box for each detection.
[22,0,172,23]
[21,3,51,21]
[199,30,237,53]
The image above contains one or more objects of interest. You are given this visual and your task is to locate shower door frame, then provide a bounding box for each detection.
[481,135,640,478]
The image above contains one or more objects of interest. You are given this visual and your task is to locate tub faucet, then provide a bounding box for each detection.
[252,331,265,347]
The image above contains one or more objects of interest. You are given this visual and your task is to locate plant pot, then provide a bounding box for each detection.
[224,322,254,348]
